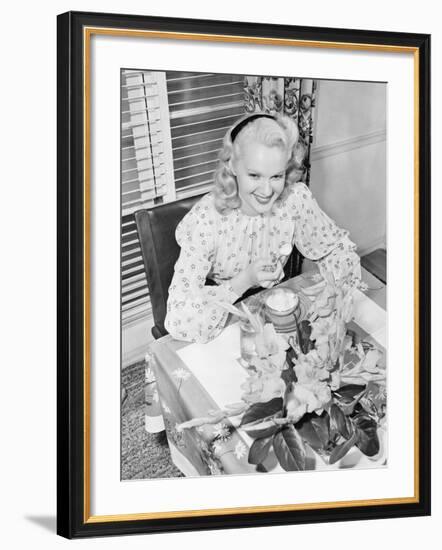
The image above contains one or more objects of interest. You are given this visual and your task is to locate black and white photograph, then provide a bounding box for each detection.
[0,0,436,544]
[54,7,430,539]
[120,69,387,480]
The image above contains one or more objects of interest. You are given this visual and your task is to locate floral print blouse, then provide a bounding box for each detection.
[164,181,361,343]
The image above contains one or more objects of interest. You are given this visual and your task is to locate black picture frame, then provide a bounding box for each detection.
[57,10,431,539]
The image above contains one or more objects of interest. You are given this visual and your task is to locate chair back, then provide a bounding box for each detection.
[135,194,204,339]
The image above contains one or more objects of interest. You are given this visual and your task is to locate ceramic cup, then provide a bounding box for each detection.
[264,287,300,330]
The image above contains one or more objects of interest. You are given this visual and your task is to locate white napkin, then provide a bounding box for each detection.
[177,323,248,409]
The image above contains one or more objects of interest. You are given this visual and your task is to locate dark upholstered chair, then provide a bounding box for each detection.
[135,195,303,340]
[135,194,204,339]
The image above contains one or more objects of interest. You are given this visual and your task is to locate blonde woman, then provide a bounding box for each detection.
[165,113,361,343]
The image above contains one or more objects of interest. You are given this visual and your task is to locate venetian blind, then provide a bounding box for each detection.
[121,70,174,324]
[121,70,247,325]
[166,72,245,198]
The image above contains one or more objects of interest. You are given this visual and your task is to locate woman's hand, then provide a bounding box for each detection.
[230,258,284,296]
[248,258,284,289]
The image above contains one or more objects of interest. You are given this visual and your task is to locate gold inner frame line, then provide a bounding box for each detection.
[85,26,418,53]
[82,26,420,524]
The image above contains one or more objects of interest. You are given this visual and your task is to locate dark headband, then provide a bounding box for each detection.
[230,113,276,142]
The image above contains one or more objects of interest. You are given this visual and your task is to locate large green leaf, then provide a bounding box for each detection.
[286,344,298,367]
[353,414,380,457]
[296,412,330,452]
[330,404,352,440]
[245,422,281,439]
[309,413,330,446]
[296,319,313,355]
[333,385,366,403]
[248,435,275,465]
[329,432,358,464]
[240,398,283,427]
[281,364,297,387]
[273,426,306,471]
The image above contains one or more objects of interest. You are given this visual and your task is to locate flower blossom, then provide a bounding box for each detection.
[288,349,333,419]
[172,368,191,382]
[240,371,286,404]
[212,423,231,441]
[234,441,247,460]
[240,322,288,404]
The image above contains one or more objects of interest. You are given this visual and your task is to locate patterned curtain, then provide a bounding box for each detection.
[243,76,317,185]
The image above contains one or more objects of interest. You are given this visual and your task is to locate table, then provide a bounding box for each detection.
[148,268,386,477]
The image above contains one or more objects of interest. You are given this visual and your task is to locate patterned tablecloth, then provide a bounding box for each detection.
[147,268,387,477]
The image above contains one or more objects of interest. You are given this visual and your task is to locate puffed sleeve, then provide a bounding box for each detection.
[164,197,240,344]
[290,182,361,286]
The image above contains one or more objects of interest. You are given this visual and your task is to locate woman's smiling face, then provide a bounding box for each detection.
[232,140,288,216]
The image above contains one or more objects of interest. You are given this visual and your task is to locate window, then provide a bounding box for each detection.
[121,70,246,326]
[121,70,174,325]
[166,72,245,198]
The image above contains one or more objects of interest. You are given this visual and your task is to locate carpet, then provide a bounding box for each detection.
[121,360,184,480]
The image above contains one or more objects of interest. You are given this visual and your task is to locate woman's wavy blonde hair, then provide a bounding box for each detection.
[213,112,305,214]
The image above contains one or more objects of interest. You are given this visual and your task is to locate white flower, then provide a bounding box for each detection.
[234,441,247,460]
[330,371,341,390]
[285,382,331,422]
[254,323,289,358]
[212,423,231,441]
[358,281,369,292]
[310,316,336,346]
[294,349,329,384]
[172,368,191,382]
[240,371,286,404]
